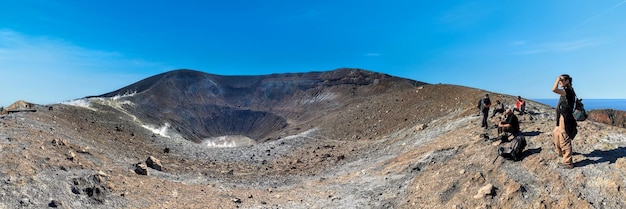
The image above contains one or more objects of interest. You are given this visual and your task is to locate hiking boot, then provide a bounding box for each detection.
[558,163,574,169]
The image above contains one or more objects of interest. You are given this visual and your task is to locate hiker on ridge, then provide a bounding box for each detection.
[552,74,578,169]
[491,100,505,118]
[480,94,491,129]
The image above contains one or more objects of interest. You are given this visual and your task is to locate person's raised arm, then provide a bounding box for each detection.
[552,76,566,96]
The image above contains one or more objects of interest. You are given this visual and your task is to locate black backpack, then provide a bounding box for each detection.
[574,98,587,121]
[498,135,527,161]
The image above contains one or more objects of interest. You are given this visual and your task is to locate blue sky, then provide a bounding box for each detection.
[1,1,626,107]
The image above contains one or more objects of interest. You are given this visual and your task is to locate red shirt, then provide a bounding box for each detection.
[515,99,525,109]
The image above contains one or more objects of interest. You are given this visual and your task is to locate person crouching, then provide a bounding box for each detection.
[497,108,520,141]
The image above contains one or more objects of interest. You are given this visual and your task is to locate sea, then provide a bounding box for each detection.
[532,99,626,111]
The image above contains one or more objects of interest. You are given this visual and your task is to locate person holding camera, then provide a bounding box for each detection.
[498,108,520,138]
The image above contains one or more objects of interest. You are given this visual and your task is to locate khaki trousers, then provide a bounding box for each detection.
[553,115,573,165]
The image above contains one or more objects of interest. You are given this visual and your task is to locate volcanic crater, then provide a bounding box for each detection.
[1,68,626,208]
[95,69,423,146]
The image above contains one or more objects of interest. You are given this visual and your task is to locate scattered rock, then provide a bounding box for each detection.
[48,200,62,207]
[51,138,66,146]
[222,170,234,175]
[71,175,108,203]
[473,183,495,199]
[135,163,149,175]
[146,156,163,171]
[415,124,428,131]
[67,151,77,162]
[504,181,524,197]
[96,170,109,177]
[85,186,106,203]
[76,148,91,155]
[19,197,31,206]
[336,155,346,161]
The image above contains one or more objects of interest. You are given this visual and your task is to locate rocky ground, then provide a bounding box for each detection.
[1,70,626,208]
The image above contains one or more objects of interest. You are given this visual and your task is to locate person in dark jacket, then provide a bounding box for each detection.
[552,74,578,169]
[498,108,520,138]
[480,94,492,129]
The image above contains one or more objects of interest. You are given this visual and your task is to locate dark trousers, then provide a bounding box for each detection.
[482,109,489,127]
[491,108,504,117]
[514,106,525,114]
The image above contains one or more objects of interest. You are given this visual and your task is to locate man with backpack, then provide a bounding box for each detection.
[496,108,525,161]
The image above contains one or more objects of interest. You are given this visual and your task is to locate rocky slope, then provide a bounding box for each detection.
[588,109,626,128]
[93,69,425,144]
[0,69,625,208]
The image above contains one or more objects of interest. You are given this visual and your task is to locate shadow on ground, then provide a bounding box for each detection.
[521,131,541,137]
[522,147,542,160]
[576,147,626,167]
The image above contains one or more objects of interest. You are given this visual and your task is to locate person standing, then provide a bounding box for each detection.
[481,94,492,128]
[552,74,578,169]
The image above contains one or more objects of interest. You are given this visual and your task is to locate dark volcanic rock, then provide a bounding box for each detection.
[588,109,626,128]
[146,156,163,171]
[135,163,149,175]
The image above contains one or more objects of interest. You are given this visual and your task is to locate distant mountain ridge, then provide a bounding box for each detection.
[95,68,426,143]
